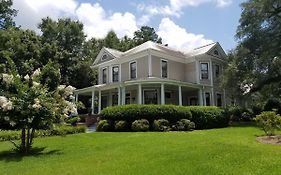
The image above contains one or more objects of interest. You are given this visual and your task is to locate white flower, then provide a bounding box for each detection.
[24,74,30,80]
[2,101,13,111]
[63,101,77,114]
[0,96,8,107]
[69,95,75,100]
[32,81,40,87]
[32,68,41,78]
[64,85,76,96]
[10,121,16,127]
[32,98,41,109]
[57,85,66,91]
[4,116,9,121]
[2,73,14,84]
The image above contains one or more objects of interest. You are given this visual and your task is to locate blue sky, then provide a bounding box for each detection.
[13,0,245,52]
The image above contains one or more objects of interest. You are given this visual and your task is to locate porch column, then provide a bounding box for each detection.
[211,88,215,106]
[198,88,203,106]
[161,83,165,104]
[98,90,101,114]
[91,90,95,115]
[75,94,78,103]
[118,87,121,105]
[178,86,182,106]
[138,84,142,104]
[121,86,126,105]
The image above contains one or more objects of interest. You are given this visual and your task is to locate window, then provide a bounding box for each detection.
[101,54,108,61]
[217,93,222,107]
[130,61,136,79]
[112,66,119,82]
[102,68,107,84]
[161,60,168,78]
[201,63,209,79]
[125,93,130,104]
[112,94,118,106]
[205,92,210,106]
[215,65,220,78]
[143,90,158,104]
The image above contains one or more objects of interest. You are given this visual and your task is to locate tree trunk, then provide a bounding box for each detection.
[20,128,26,153]
[19,128,35,154]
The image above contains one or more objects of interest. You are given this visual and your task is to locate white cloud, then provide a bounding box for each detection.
[13,0,138,39]
[137,0,232,23]
[157,18,213,50]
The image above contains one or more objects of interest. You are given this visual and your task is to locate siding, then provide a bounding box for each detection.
[185,62,196,83]
[121,56,148,81]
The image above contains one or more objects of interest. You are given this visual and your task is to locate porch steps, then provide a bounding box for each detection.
[86,123,96,133]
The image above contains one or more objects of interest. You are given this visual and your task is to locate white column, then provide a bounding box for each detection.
[198,88,203,106]
[98,90,101,114]
[161,83,165,104]
[91,90,95,115]
[75,94,78,103]
[195,58,200,84]
[118,87,121,105]
[148,50,152,77]
[138,84,142,104]
[178,86,182,106]
[211,88,215,106]
[121,86,126,105]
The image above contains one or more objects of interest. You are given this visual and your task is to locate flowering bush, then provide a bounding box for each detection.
[0,58,78,153]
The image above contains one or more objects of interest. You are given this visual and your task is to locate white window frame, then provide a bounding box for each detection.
[200,62,209,80]
[129,61,137,80]
[112,65,119,83]
[101,67,107,84]
[161,59,168,78]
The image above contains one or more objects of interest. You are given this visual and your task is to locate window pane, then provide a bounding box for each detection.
[217,94,222,107]
[130,62,136,79]
[201,63,209,79]
[112,66,119,82]
[102,68,107,84]
[215,65,220,78]
[162,60,167,78]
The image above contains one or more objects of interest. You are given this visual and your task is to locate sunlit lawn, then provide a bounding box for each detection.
[1,126,281,175]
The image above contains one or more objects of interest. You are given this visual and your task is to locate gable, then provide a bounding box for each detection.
[207,43,227,60]
[93,48,116,66]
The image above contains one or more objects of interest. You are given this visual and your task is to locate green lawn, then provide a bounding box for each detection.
[1,126,281,175]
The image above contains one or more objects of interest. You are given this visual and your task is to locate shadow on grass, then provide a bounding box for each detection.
[230,121,258,127]
[0,147,62,162]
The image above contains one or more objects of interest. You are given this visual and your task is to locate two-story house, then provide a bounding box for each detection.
[74,41,228,114]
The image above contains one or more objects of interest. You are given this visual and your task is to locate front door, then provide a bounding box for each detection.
[144,90,158,104]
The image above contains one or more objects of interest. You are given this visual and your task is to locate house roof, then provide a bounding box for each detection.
[94,41,226,66]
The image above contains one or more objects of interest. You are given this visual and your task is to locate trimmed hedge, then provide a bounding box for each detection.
[131,119,150,132]
[101,104,192,122]
[96,120,112,132]
[0,125,86,141]
[187,106,228,129]
[153,119,170,131]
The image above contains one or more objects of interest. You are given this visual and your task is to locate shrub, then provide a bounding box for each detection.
[0,125,86,141]
[153,119,170,131]
[172,119,195,131]
[255,111,281,136]
[224,105,251,122]
[96,120,112,132]
[131,119,150,132]
[101,104,192,123]
[65,116,80,126]
[188,106,228,129]
[114,120,129,132]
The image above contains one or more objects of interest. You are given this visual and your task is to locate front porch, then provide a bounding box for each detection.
[74,79,211,114]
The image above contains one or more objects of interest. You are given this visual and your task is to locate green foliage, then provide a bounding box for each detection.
[133,26,162,45]
[172,119,195,131]
[255,111,281,136]
[131,119,150,132]
[96,120,112,132]
[0,0,17,29]
[65,116,80,126]
[264,98,281,114]
[153,119,170,132]
[114,120,129,132]
[224,105,253,122]
[0,125,86,141]
[188,106,228,129]
[100,104,192,123]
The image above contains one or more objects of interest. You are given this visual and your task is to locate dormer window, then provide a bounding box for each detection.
[101,54,108,61]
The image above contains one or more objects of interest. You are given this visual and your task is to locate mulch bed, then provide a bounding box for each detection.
[256,135,281,145]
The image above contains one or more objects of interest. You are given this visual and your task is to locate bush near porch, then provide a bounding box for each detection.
[99,105,228,131]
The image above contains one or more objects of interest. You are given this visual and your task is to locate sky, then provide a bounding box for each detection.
[12,0,245,52]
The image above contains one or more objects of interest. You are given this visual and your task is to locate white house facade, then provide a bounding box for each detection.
[74,41,228,114]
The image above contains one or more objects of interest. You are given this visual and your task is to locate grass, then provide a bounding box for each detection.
[1,126,281,175]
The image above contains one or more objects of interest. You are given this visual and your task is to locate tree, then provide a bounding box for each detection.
[133,26,162,45]
[0,0,17,29]
[0,58,77,153]
[235,0,281,94]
